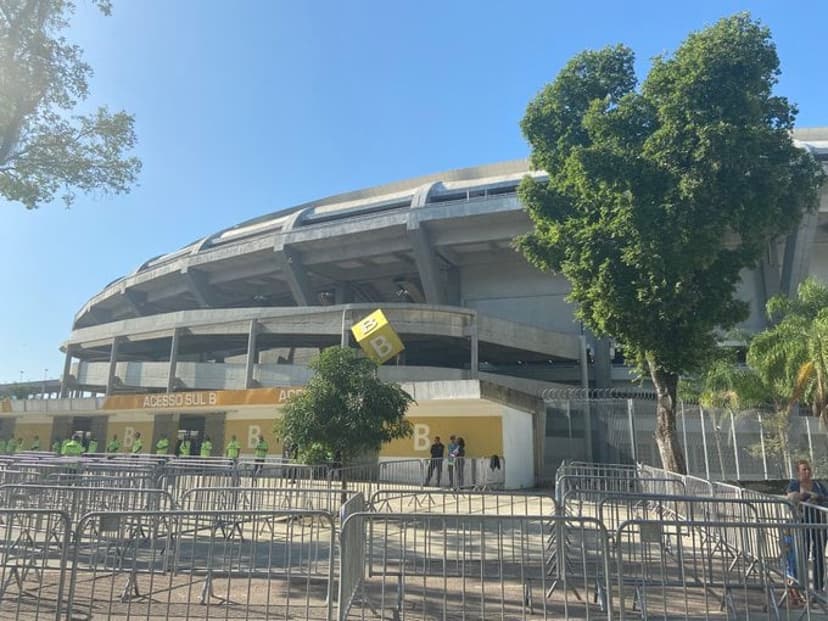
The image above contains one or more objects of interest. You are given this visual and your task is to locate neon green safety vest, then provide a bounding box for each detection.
[200,440,212,457]
[107,439,121,453]
[180,440,191,456]
[225,440,240,459]
[155,438,169,455]
[62,440,83,456]
[132,438,143,453]
[255,440,268,459]
[88,440,98,453]
[31,438,40,450]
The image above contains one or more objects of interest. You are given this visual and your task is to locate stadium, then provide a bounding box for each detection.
[2,127,827,485]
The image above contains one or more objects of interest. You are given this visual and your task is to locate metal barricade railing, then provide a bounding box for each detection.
[555,474,685,506]
[328,460,424,500]
[0,508,70,620]
[179,486,359,517]
[339,512,612,620]
[370,488,556,516]
[0,485,175,537]
[66,509,337,620]
[614,518,826,619]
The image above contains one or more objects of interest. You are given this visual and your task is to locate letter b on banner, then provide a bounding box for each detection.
[248,425,261,449]
[351,309,404,364]
[413,423,431,452]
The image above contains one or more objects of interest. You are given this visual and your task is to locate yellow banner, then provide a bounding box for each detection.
[382,416,503,458]
[103,387,304,411]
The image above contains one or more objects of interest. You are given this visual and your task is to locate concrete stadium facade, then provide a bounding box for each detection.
[2,127,827,485]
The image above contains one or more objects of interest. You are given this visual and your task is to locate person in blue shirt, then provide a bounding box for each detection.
[786,459,828,594]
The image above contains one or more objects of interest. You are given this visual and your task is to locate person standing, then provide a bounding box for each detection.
[87,435,98,454]
[253,434,268,477]
[107,434,121,453]
[132,432,143,454]
[200,436,213,457]
[424,436,445,486]
[446,435,458,489]
[52,437,61,454]
[786,459,828,594]
[62,434,83,456]
[180,436,191,457]
[225,435,240,460]
[455,437,466,489]
[30,435,40,451]
[6,437,17,455]
[155,434,170,455]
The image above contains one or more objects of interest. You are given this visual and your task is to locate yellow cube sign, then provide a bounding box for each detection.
[351,309,404,364]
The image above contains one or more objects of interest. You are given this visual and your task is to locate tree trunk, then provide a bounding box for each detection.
[649,365,687,474]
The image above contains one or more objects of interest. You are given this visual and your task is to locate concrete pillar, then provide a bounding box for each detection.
[60,349,74,398]
[245,320,259,388]
[105,337,122,396]
[590,335,612,389]
[340,308,351,347]
[335,283,351,305]
[468,316,479,379]
[167,328,181,393]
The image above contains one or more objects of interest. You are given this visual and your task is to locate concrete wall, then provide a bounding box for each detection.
[77,361,470,391]
[501,406,534,489]
[461,262,578,334]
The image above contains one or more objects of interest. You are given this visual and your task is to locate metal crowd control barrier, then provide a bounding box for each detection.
[370,488,557,516]
[338,512,612,620]
[328,459,425,500]
[179,486,359,517]
[66,509,337,620]
[0,509,70,620]
[614,518,826,619]
[555,474,685,506]
[0,485,175,541]
[556,461,639,483]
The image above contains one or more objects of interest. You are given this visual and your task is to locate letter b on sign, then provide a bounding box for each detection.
[351,309,404,364]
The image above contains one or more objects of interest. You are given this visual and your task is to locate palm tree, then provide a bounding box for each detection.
[681,354,767,479]
[749,278,828,424]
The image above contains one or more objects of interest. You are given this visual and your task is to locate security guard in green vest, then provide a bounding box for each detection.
[6,437,16,454]
[30,435,40,451]
[252,434,268,478]
[87,435,98,454]
[155,434,170,455]
[180,437,191,457]
[200,436,213,457]
[107,434,121,453]
[52,438,61,454]
[62,434,84,456]
[225,435,240,460]
[131,432,143,454]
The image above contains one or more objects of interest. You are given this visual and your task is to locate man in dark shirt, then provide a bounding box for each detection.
[424,436,445,486]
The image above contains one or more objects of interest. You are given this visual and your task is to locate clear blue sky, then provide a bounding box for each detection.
[1,1,826,383]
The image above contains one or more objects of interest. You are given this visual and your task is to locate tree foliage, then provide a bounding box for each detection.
[0,0,141,208]
[518,13,824,472]
[278,347,414,466]
[749,277,828,422]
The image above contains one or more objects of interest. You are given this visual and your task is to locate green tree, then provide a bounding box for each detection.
[517,13,824,472]
[278,347,414,468]
[680,349,772,477]
[749,278,828,423]
[0,0,141,209]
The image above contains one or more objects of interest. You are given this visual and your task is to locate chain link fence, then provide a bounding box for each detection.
[543,392,826,481]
